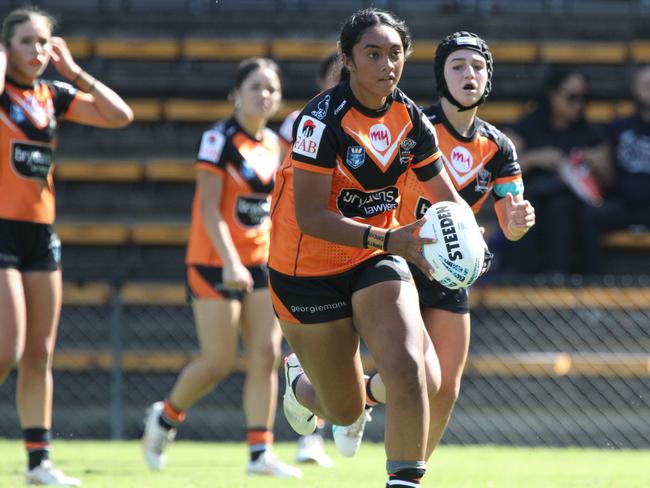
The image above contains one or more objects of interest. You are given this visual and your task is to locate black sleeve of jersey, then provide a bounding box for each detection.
[195,126,231,171]
[413,158,443,181]
[411,104,443,181]
[493,128,522,179]
[47,80,78,117]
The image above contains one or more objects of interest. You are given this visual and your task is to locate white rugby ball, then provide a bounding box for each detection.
[419,201,485,289]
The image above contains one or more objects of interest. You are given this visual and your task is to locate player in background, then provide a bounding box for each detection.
[278,50,341,470]
[0,7,133,486]
[334,32,536,461]
[268,9,474,487]
[141,57,302,479]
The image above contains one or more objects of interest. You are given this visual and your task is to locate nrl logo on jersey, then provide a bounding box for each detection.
[346,146,365,169]
[311,95,330,120]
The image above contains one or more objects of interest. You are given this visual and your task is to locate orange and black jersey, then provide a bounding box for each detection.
[269,81,442,277]
[186,116,282,267]
[399,103,523,223]
[0,77,78,224]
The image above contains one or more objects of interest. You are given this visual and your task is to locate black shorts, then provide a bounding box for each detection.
[269,254,413,324]
[186,263,268,301]
[0,218,61,272]
[409,263,469,314]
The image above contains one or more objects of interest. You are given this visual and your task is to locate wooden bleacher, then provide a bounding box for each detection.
[52,347,650,378]
[57,282,650,376]
[62,37,650,64]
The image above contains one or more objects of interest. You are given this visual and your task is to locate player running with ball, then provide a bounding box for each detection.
[333,32,536,462]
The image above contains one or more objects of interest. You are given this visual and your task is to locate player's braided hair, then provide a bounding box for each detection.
[434,31,493,112]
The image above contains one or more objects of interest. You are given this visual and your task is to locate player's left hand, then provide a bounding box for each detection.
[505,193,535,238]
[48,37,80,80]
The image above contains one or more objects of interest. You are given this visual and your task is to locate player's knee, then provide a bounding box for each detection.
[202,358,233,383]
[380,350,426,398]
[246,343,280,372]
[434,380,461,410]
[0,348,20,378]
[325,401,364,426]
[19,344,52,373]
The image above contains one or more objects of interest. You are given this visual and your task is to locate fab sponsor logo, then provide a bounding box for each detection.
[293,115,326,159]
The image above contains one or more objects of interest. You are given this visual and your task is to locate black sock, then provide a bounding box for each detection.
[158,415,177,431]
[24,428,50,470]
[387,467,426,487]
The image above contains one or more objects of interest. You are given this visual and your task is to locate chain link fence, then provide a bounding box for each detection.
[1,276,649,448]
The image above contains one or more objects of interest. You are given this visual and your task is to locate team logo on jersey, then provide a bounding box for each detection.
[450,146,474,173]
[346,146,365,169]
[336,187,399,218]
[293,116,326,159]
[9,104,26,123]
[240,160,255,180]
[369,124,391,152]
[399,138,415,165]
[311,95,330,120]
[198,130,226,163]
[475,168,491,193]
[400,138,416,151]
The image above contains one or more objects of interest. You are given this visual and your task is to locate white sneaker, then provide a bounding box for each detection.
[246,451,303,478]
[141,401,177,470]
[296,433,333,468]
[25,460,81,486]
[283,353,316,435]
[332,407,372,457]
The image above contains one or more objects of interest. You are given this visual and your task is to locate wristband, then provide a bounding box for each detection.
[362,225,371,248]
[366,227,386,250]
[383,229,392,251]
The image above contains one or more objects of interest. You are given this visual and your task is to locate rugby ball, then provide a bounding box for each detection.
[419,201,485,289]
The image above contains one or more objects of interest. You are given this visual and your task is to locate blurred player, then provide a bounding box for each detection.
[141,57,302,478]
[0,7,133,486]
[335,32,535,460]
[278,51,342,470]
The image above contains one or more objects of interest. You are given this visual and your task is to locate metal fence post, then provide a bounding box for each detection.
[109,284,124,440]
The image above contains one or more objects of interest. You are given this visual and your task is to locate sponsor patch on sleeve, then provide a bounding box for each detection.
[197,130,226,163]
[292,115,326,159]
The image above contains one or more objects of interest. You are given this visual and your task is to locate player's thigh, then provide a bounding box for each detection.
[352,280,425,370]
[192,298,241,360]
[240,288,282,357]
[423,308,470,388]
[280,317,365,409]
[0,269,27,363]
[21,270,62,354]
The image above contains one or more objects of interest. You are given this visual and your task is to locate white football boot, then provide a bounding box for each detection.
[296,433,333,468]
[332,407,373,457]
[141,401,177,470]
[25,460,81,486]
[282,353,317,435]
[246,451,303,478]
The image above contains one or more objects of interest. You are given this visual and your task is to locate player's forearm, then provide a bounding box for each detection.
[296,208,384,249]
[201,205,242,266]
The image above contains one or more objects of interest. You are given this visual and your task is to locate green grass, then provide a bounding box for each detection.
[1,440,648,487]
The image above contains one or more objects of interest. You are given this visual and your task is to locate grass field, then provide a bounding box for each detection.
[1,440,648,487]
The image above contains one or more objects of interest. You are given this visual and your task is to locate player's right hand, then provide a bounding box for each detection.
[385,219,436,280]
